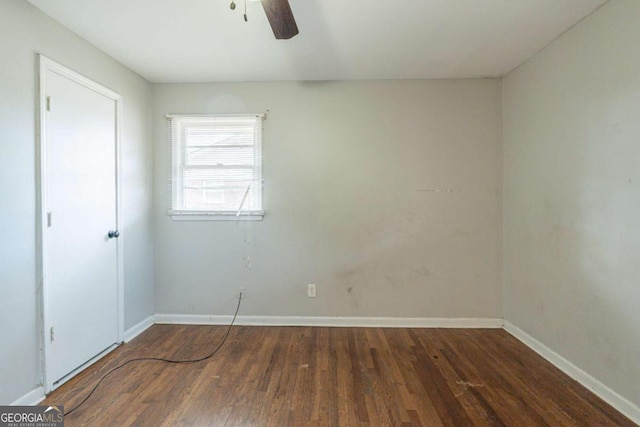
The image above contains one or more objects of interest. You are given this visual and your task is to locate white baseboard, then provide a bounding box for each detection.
[124,315,155,342]
[504,321,640,425]
[10,386,45,406]
[154,314,504,329]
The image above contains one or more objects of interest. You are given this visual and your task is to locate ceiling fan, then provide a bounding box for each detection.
[230,0,299,39]
[260,0,299,39]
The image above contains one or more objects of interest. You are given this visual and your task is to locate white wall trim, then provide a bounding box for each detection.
[154,314,504,329]
[124,315,155,342]
[504,321,640,425]
[10,386,45,406]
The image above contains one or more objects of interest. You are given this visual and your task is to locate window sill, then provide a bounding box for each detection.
[169,211,264,221]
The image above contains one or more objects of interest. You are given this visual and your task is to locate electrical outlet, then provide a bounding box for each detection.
[307,284,316,298]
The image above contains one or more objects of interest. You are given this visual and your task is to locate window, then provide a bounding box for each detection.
[168,114,264,220]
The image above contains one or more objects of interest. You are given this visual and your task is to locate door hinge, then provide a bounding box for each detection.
[47,212,52,228]
[50,326,55,342]
[46,96,51,112]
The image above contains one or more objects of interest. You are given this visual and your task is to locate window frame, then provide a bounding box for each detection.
[167,113,265,221]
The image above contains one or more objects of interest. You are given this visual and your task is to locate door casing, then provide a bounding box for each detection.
[37,55,125,393]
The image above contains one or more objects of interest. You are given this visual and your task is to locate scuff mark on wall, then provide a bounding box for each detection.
[416,188,462,193]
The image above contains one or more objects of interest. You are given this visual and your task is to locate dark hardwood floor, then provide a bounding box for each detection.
[44,325,636,426]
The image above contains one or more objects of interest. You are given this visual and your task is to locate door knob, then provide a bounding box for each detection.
[108,230,120,239]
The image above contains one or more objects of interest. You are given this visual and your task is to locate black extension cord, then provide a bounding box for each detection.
[63,293,243,417]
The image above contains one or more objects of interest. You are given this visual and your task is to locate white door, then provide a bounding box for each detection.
[41,58,121,389]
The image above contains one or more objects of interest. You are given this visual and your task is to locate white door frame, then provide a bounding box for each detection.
[37,55,125,393]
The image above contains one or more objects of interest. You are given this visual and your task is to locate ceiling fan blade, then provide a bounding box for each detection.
[260,0,299,39]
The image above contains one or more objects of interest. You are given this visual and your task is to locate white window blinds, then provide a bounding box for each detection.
[168,114,264,219]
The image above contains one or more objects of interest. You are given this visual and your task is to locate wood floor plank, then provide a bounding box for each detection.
[379,329,446,426]
[43,326,637,427]
[408,331,475,427]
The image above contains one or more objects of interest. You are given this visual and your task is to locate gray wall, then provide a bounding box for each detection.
[503,0,640,409]
[0,0,154,404]
[153,80,503,319]
[11,0,639,412]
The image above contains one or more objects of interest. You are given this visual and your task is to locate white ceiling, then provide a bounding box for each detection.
[27,0,607,83]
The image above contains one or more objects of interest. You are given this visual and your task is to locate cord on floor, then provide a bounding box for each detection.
[62,292,243,417]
